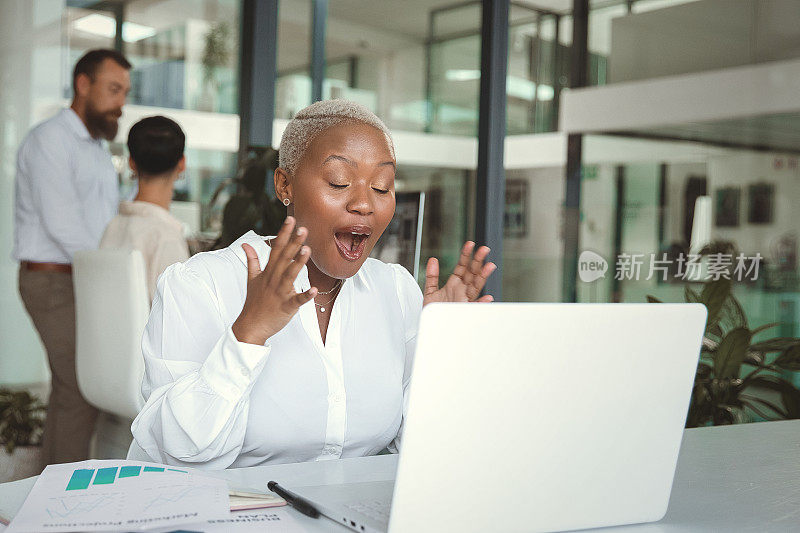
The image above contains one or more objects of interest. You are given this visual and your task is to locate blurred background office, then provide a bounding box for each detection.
[2,0,800,460]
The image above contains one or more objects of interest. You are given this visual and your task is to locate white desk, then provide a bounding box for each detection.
[2,420,799,532]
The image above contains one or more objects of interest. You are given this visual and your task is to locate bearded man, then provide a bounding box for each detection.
[13,49,131,465]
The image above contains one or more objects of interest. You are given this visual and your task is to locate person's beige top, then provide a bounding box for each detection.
[100,201,190,301]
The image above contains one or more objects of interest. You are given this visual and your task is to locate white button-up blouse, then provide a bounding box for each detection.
[131,231,423,469]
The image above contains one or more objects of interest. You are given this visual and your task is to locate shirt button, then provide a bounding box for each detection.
[240,366,248,377]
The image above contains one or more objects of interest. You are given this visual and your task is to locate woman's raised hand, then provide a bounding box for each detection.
[423,241,496,307]
[232,217,318,345]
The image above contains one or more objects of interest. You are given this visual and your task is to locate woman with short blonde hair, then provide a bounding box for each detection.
[131,100,495,468]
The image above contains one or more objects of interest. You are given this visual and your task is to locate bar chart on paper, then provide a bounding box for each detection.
[7,460,230,533]
[65,466,188,491]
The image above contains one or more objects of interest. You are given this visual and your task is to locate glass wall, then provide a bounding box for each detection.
[428,2,572,136]
[0,0,64,386]
[563,0,800,424]
[570,0,800,322]
[396,166,475,285]
[274,0,312,119]
[65,0,240,112]
[577,137,800,322]
[64,0,241,238]
[273,0,592,136]
[502,166,565,302]
[126,1,240,114]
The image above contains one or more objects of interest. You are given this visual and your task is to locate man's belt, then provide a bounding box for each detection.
[21,261,72,274]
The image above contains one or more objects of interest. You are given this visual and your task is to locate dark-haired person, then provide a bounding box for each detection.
[100,116,190,301]
[13,48,131,464]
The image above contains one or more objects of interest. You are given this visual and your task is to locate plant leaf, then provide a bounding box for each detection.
[701,278,732,329]
[713,327,752,379]
[684,285,701,304]
[750,337,800,353]
[775,346,800,372]
[745,375,800,419]
[752,322,780,336]
[646,295,663,303]
[740,395,788,419]
[718,291,748,330]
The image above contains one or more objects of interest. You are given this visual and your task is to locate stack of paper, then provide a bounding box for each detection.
[228,489,285,511]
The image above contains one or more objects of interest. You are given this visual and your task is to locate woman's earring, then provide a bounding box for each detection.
[283,198,291,206]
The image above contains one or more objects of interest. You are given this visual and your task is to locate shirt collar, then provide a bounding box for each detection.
[230,231,269,270]
[62,108,95,141]
[119,201,185,232]
[353,262,372,290]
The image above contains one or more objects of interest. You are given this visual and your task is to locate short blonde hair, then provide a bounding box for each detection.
[278,99,395,174]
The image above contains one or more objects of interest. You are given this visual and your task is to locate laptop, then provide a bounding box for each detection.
[292,303,707,533]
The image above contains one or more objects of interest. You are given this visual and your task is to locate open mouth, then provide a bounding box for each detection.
[334,227,372,261]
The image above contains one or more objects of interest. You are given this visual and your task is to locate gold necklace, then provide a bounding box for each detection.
[316,279,342,296]
[314,283,342,313]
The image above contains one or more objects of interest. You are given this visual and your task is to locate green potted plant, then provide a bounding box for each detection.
[200,21,231,112]
[648,278,800,427]
[0,389,45,482]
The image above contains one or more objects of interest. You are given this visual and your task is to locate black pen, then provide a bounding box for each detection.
[267,480,320,518]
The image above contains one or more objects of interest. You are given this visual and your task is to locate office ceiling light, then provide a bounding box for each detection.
[121,21,156,42]
[445,70,554,102]
[506,76,536,100]
[536,83,555,101]
[506,77,555,102]
[445,69,481,82]
[73,13,156,42]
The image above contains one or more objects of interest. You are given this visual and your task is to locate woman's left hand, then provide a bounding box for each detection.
[423,241,496,307]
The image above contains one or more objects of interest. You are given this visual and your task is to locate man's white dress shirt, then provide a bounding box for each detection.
[131,231,423,469]
[13,108,119,263]
[100,201,190,301]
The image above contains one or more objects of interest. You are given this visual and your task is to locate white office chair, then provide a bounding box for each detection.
[73,249,148,421]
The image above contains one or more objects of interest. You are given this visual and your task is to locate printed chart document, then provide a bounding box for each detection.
[7,460,230,532]
[143,507,308,532]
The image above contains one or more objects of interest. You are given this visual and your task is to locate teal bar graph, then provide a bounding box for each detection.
[65,464,179,491]
[119,466,142,478]
[66,469,94,490]
[93,467,118,485]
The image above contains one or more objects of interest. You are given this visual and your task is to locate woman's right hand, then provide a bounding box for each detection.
[232,217,318,345]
